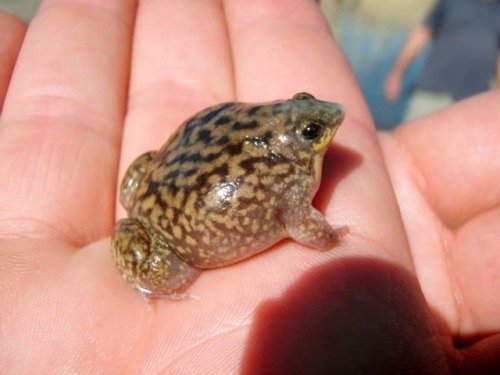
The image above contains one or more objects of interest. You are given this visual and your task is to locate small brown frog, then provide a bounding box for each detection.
[111,92,346,298]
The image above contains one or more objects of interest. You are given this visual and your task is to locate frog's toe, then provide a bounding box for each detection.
[283,203,348,250]
[312,225,349,250]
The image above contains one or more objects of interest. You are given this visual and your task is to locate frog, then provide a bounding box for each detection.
[111,92,346,298]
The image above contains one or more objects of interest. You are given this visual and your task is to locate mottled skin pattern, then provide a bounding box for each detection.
[111,92,345,297]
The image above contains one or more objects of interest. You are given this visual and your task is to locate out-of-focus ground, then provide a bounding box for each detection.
[1,0,434,128]
[0,0,40,21]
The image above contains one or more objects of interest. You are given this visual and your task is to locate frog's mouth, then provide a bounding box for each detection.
[312,105,345,154]
[312,128,335,154]
[311,105,345,186]
[312,154,324,189]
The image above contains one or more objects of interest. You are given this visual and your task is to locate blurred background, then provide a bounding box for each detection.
[0,0,39,22]
[1,0,492,129]
[320,0,435,129]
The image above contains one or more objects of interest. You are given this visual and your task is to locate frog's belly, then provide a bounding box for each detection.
[151,205,287,268]
[180,229,286,268]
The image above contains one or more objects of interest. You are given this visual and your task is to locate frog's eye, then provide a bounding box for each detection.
[301,122,322,140]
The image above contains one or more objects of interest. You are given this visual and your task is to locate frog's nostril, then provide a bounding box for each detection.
[335,106,345,121]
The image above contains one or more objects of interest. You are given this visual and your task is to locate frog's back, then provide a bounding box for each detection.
[129,101,292,266]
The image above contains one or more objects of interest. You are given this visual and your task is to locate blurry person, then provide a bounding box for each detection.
[385,0,500,121]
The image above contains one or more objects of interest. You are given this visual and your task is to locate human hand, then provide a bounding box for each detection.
[384,68,403,102]
[1,1,499,374]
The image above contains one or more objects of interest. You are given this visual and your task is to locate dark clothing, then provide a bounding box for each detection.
[417,0,500,100]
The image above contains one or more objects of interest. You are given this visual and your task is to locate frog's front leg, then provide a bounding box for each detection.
[111,218,201,298]
[282,202,348,251]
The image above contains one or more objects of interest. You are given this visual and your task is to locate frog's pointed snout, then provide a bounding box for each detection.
[328,103,346,130]
[334,104,346,122]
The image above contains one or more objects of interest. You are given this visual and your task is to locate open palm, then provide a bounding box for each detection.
[1,1,499,373]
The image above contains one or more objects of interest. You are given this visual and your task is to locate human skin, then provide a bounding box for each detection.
[384,24,432,101]
[0,1,499,373]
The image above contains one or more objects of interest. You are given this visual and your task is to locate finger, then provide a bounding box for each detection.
[0,12,26,110]
[400,91,500,334]
[120,0,234,171]
[451,334,500,374]
[224,1,362,104]
[0,0,136,245]
[224,0,412,263]
[381,91,500,334]
[395,91,500,228]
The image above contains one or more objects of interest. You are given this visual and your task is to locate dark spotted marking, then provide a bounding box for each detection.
[210,163,230,178]
[270,103,284,116]
[236,196,259,207]
[197,129,213,143]
[165,182,179,197]
[163,169,181,181]
[224,142,244,156]
[170,207,181,226]
[216,135,230,145]
[193,173,209,191]
[239,155,287,174]
[215,115,232,126]
[167,151,202,167]
[167,149,225,168]
[208,219,233,233]
[203,152,222,163]
[232,120,260,131]
[247,105,263,117]
[193,163,230,191]
[145,180,160,197]
[183,168,198,178]
[179,122,197,146]
[238,157,261,174]
[199,102,235,124]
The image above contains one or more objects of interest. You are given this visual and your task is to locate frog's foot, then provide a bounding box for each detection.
[284,206,348,251]
[139,291,200,311]
[111,218,201,297]
[138,287,200,301]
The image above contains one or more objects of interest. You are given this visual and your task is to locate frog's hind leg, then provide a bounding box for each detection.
[119,151,156,210]
[111,218,201,298]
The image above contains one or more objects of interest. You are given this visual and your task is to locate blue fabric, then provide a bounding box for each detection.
[417,0,500,99]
